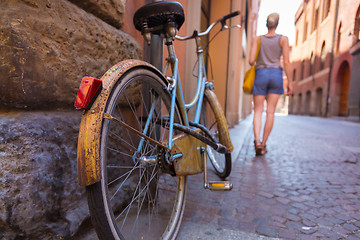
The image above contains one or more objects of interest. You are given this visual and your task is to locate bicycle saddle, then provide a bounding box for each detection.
[133,1,185,34]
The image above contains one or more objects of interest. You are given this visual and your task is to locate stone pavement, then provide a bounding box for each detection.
[177,114,360,239]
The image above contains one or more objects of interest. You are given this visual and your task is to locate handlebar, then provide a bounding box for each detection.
[223,11,241,21]
[175,11,240,41]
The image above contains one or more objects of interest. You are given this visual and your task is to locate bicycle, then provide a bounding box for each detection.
[74,1,239,239]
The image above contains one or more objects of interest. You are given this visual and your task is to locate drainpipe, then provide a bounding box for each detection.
[225,0,233,119]
[325,0,339,117]
[144,0,163,126]
[149,35,163,70]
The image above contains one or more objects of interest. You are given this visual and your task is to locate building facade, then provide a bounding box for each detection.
[290,0,360,119]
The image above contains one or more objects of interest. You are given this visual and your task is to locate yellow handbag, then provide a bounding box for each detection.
[243,36,262,93]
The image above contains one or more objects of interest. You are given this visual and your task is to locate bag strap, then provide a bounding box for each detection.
[254,36,262,62]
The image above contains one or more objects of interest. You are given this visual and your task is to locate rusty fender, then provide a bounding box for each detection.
[77,59,167,187]
[204,88,234,153]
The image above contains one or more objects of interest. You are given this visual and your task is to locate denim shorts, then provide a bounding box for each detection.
[252,68,284,95]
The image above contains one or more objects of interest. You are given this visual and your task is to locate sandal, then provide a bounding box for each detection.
[254,140,263,156]
[261,145,268,155]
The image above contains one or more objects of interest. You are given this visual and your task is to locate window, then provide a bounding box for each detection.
[303,21,308,42]
[316,88,323,116]
[295,29,299,46]
[322,0,331,21]
[354,6,360,43]
[310,52,314,76]
[301,60,305,80]
[305,91,311,115]
[320,41,326,69]
[336,22,342,54]
[293,69,296,82]
[313,8,319,32]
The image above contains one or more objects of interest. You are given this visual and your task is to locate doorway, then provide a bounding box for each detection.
[316,88,323,116]
[337,61,350,116]
[305,90,311,115]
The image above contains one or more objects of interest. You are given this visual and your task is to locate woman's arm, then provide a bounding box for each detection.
[249,36,259,66]
[280,35,293,95]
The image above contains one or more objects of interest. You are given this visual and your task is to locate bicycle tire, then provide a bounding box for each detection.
[201,92,231,179]
[86,67,187,240]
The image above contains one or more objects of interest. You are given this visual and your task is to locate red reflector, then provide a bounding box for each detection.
[74,77,102,109]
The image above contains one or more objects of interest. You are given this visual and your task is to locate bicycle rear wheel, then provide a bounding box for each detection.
[86,68,186,240]
[201,93,231,179]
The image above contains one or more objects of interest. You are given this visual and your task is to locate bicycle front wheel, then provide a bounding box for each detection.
[86,68,187,240]
[201,93,232,179]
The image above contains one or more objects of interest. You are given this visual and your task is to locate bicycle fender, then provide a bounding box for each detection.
[77,59,167,186]
[204,88,234,153]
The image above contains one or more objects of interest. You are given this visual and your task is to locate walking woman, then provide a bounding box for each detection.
[249,13,293,155]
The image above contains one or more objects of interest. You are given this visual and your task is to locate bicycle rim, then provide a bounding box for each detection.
[201,95,231,179]
[87,68,187,240]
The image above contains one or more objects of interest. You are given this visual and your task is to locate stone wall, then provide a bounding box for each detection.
[0,112,85,239]
[0,0,142,239]
[0,0,140,109]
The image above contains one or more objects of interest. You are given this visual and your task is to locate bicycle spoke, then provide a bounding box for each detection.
[109,164,142,199]
[117,166,160,230]
[110,111,137,152]
[124,90,144,131]
[107,165,136,169]
[117,168,148,230]
[108,164,142,187]
[108,133,137,153]
[131,165,159,233]
[107,147,134,158]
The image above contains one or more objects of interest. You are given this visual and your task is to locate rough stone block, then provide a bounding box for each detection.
[0,0,141,109]
[0,111,86,239]
[69,0,125,29]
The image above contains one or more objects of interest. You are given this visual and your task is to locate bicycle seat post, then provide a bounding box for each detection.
[165,29,177,64]
[133,1,185,82]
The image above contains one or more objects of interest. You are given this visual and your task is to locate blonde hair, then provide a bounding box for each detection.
[266,13,279,29]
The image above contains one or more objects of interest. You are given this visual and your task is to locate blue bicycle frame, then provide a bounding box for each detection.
[162,36,208,149]
[135,14,238,160]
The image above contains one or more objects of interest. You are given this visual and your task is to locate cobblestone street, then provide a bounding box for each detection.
[177,114,360,239]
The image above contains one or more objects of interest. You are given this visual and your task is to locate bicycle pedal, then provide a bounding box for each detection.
[205,181,232,191]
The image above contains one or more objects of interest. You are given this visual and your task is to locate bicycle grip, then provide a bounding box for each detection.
[222,11,240,21]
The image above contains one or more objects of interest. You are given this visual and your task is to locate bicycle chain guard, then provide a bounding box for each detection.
[171,129,206,176]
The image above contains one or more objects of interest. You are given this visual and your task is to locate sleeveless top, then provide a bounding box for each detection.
[255,35,282,70]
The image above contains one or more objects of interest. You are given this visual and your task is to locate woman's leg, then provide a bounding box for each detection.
[262,93,281,147]
[253,94,266,141]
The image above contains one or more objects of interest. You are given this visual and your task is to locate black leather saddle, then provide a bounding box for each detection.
[133,1,185,35]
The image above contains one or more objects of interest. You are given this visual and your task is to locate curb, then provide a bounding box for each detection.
[229,113,253,161]
[177,221,280,240]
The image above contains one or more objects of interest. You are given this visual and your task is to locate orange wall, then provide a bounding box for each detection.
[122,0,146,56]
[173,0,188,90]
[208,1,231,111]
